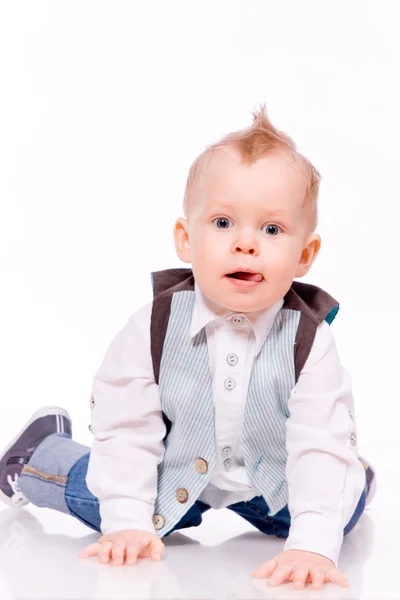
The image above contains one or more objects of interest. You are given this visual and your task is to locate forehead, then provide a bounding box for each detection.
[198,147,306,213]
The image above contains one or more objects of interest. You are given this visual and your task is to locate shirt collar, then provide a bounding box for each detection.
[190,282,284,356]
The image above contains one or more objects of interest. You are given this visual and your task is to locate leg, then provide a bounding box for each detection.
[0,406,101,532]
[64,452,102,532]
[163,500,211,536]
[17,432,101,531]
[227,495,291,538]
[18,433,102,532]
[0,406,74,508]
[227,482,368,540]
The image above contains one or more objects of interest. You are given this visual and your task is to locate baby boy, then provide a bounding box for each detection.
[0,106,375,590]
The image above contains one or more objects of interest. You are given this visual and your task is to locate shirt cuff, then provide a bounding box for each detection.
[283,512,344,567]
[99,497,156,535]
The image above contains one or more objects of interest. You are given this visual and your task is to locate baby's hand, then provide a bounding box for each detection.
[253,549,349,590]
[79,529,165,566]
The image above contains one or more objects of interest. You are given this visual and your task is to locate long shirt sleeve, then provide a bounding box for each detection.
[85,301,166,535]
[283,320,366,566]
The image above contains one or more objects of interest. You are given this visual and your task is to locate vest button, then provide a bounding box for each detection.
[152,514,165,530]
[90,395,95,408]
[176,488,189,503]
[195,458,208,474]
[88,424,93,433]
[350,433,357,446]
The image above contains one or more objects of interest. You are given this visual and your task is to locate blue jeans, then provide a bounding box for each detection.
[18,434,366,538]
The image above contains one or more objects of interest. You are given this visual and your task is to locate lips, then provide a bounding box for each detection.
[226,271,264,282]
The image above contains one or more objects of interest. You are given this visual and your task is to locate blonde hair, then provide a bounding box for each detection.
[183,104,320,230]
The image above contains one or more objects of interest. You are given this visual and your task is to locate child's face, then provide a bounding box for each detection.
[175,148,320,313]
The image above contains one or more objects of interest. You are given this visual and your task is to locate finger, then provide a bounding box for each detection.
[79,542,101,558]
[151,539,165,561]
[268,565,294,586]
[310,568,325,589]
[98,541,113,564]
[252,559,277,578]
[292,568,309,590]
[326,568,349,587]
[111,539,127,565]
[126,543,140,565]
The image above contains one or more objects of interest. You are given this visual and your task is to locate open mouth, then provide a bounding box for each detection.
[226,271,264,282]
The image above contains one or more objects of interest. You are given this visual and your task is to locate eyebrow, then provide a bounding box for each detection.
[206,203,290,218]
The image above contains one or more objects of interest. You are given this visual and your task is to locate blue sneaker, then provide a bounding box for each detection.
[0,406,72,507]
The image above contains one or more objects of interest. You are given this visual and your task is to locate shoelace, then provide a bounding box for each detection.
[7,473,27,506]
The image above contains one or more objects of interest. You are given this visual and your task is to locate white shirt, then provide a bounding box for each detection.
[86,282,366,566]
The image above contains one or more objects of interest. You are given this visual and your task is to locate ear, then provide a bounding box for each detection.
[295,233,321,278]
[173,217,191,263]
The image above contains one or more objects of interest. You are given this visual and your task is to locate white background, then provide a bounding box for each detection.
[0,2,399,598]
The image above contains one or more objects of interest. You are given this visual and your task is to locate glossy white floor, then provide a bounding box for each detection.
[0,449,396,600]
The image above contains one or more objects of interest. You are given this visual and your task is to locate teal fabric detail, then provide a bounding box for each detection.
[273,480,285,497]
[325,304,339,325]
[254,454,263,472]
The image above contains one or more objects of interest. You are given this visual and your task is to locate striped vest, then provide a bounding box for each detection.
[149,268,339,536]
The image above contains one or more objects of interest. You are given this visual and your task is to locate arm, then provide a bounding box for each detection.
[85,301,166,535]
[283,320,366,567]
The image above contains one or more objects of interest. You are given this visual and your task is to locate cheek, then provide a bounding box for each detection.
[193,230,224,259]
[264,240,301,272]
[190,234,220,268]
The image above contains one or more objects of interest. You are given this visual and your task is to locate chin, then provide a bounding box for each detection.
[222,296,266,313]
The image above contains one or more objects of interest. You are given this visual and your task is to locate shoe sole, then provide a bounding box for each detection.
[0,406,72,507]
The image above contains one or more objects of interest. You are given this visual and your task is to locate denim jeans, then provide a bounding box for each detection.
[18,434,366,538]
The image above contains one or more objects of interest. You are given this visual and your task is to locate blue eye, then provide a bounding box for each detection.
[263,224,281,236]
[214,217,232,229]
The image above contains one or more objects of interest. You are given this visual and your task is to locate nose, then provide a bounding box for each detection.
[232,229,259,255]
